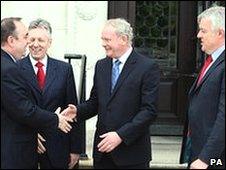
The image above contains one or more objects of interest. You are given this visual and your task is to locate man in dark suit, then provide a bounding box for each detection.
[180,6,225,169]
[76,18,160,169]
[1,17,76,169]
[18,18,81,169]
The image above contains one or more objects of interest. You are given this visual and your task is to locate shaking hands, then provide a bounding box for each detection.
[56,104,77,133]
[37,105,77,154]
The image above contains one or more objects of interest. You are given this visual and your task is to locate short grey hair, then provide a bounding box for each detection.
[198,6,225,32]
[105,18,134,45]
[29,18,52,37]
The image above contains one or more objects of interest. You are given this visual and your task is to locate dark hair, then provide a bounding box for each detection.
[1,17,22,45]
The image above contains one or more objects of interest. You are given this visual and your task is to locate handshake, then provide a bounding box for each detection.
[37,104,78,155]
[56,104,78,133]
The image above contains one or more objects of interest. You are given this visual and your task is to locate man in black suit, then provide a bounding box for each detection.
[1,17,76,169]
[180,6,225,169]
[76,18,160,169]
[18,18,81,169]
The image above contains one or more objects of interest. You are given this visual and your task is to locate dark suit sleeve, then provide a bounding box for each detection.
[199,70,225,163]
[2,63,58,129]
[66,65,82,153]
[117,62,160,145]
[77,62,99,121]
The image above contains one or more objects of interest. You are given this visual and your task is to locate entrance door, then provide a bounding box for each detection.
[108,1,197,135]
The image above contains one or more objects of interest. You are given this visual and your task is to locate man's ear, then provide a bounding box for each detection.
[48,38,52,48]
[121,35,128,45]
[7,36,15,47]
[217,28,225,38]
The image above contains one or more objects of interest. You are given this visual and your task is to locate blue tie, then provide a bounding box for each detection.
[111,59,121,92]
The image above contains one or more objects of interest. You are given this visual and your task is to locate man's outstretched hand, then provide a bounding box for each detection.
[55,105,76,133]
[60,104,77,121]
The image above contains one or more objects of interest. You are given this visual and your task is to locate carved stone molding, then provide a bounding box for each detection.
[75,2,97,21]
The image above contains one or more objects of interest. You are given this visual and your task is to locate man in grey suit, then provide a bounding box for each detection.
[75,18,160,169]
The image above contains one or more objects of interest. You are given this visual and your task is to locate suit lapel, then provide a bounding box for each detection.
[1,49,17,64]
[190,52,225,95]
[198,54,224,86]
[189,74,199,95]
[42,57,57,93]
[101,58,112,101]
[108,51,137,104]
[20,56,41,93]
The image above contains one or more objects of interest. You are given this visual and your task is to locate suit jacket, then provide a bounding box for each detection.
[18,55,81,168]
[77,50,160,166]
[1,50,58,169]
[180,51,225,167]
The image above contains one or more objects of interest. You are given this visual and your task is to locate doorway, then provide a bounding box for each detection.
[108,1,197,135]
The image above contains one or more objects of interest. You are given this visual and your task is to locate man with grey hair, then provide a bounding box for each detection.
[75,18,160,168]
[17,18,81,169]
[1,17,76,169]
[180,6,225,169]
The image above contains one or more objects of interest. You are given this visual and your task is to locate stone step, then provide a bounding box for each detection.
[79,159,188,169]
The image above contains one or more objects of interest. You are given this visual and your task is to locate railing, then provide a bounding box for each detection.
[64,54,88,160]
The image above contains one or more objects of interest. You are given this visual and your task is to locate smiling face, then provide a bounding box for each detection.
[28,28,52,60]
[101,25,128,59]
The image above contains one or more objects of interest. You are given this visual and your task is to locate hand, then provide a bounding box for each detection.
[97,131,122,153]
[68,153,80,169]
[57,114,74,133]
[61,104,77,121]
[190,159,208,169]
[55,107,61,115]
[55,106,74,133]
[37,133,46,154]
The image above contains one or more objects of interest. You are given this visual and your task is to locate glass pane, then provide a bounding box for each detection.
[134,1,178,68]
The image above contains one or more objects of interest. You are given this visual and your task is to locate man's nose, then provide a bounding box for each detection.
[197,31,201,38]
[33,40,39,46]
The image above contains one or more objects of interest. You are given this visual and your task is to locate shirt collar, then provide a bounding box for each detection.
[29,54,48,67]
[211,45,225,62]
[113,46,133,64]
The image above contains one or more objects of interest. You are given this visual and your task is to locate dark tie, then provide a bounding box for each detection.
[111,59,121,92]
[197,55,213,86]
[35,61,45,90]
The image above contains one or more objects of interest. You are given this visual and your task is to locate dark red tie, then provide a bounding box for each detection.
[35,61,45,90]
[197,55,213,86]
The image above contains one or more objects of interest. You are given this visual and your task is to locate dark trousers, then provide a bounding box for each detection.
[38,153,67,169]
[39,153,54,169]
[94,153,149,169]
[38,153,79,169]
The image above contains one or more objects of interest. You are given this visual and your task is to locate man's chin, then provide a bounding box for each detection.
[21,52,28,58]
[201,46,206,52]
[31,54,42,60]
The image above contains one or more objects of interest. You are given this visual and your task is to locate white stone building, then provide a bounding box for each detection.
[1,1,107,158]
